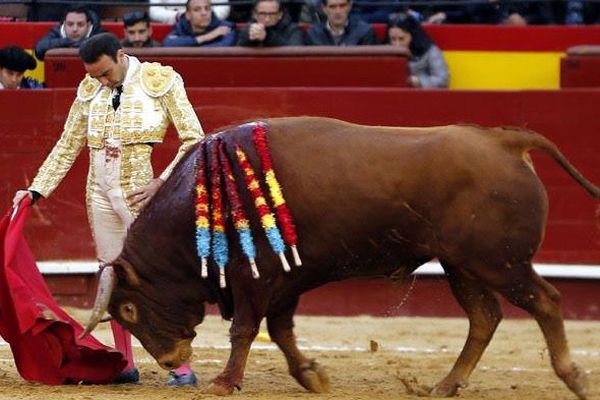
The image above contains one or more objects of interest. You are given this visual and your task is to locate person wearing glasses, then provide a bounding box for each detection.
[237,0,303,47]
[162,0,236,47]
[121,10,161,48]
[305,0,377,45]
[13,33,203,386]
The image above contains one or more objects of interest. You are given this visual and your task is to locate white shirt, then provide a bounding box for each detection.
[149,0,230,24]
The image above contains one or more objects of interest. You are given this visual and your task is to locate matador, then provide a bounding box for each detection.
[13,33,203,386]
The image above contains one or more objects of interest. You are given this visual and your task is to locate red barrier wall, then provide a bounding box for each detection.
[294,277,600,320]
[52,272,600,319]
[43,47,409,88]
[1,88,599,264]
[2,22,600,51]
[561,56,600,87]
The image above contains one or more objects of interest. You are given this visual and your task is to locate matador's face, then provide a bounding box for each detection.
[84,49,128,90]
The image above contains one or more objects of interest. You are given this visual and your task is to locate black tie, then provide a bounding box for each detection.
[112,85,123,111]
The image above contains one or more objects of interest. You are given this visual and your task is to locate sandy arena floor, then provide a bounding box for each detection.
[0,310,597,400]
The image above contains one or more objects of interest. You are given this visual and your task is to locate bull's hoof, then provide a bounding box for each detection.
[430,377,468,397]
[205,382,235,396]
[399,377,432,397]
[563,363,588,400]
[297,360,330,393]
[429,381,460,397]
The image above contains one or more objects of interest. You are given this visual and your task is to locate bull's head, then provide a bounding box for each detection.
[80,259,209,370]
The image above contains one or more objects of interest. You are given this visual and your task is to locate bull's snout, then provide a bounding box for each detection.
[156,339,194,370]
[158,358,176,370]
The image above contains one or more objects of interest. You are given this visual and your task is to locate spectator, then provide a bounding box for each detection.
[34,5,104,61]
[387,14,449,88]
[0,46,43,89]
[149,0,230,25]
[163,0,236,47]
[237,0,303,47]
[121,10,161,48]
[305,0,377,45]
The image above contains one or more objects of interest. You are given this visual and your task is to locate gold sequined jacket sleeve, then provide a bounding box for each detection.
[158,74,204,181]
[28,98,88,198]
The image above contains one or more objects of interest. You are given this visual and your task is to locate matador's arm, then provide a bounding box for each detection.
[159,74,204,181]
[29,97,89,198]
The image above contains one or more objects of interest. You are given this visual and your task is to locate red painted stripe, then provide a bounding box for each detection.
[209,141,226,230]
[253,125,299,247]
[424,24,600,52]
[2,22,599,52]
[218,141,248,227]
[42,272,600,320]
[294,277,600,320]
[0,22,171,48]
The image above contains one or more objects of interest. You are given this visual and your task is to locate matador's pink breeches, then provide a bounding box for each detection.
[87,146,193,375]
[88,146,135,370]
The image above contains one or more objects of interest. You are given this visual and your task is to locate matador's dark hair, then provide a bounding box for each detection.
[79,32,122,63]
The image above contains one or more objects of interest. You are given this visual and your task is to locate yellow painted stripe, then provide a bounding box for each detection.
[444,51,563,90]
[24,49,45,83]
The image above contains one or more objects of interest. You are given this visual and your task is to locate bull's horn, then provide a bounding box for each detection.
[79,266,116,339]
[99,314,113,323]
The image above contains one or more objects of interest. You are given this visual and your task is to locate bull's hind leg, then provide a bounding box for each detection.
[430,265,503,397]
[497,266,588,400]
[266,299,330,393]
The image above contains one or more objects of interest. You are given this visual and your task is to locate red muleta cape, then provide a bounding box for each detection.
[0,198,125,384]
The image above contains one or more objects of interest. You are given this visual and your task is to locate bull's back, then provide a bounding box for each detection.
[264,117,540,210]
[260,117,548,272]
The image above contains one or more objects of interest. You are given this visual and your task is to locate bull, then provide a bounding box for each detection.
[82,117,599,398]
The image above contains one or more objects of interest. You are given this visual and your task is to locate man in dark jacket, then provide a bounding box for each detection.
[121,10,161,48]
[0,46,43,89]
[305,0,377,45]
[163,0,236,47]
[34,5,105,60]
[237,0,303,47]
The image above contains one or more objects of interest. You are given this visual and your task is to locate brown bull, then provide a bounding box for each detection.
[82,117,599,399]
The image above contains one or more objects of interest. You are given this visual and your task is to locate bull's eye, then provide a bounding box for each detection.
[119,302,138,323]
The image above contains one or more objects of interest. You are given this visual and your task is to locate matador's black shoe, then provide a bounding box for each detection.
[113,367,140,384]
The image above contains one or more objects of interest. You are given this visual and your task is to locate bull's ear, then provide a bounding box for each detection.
[114,258,141,286]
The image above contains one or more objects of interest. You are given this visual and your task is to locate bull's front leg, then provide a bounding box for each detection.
[206,316,260,395]
[267,299,330,393]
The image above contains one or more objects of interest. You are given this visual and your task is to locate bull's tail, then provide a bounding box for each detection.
[505,130,600,199]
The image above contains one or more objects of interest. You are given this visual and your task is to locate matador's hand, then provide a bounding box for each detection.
[127,178,164,209]
[12,190,32,208]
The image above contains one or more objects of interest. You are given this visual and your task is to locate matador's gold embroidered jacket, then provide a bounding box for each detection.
[29,57,204,214]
